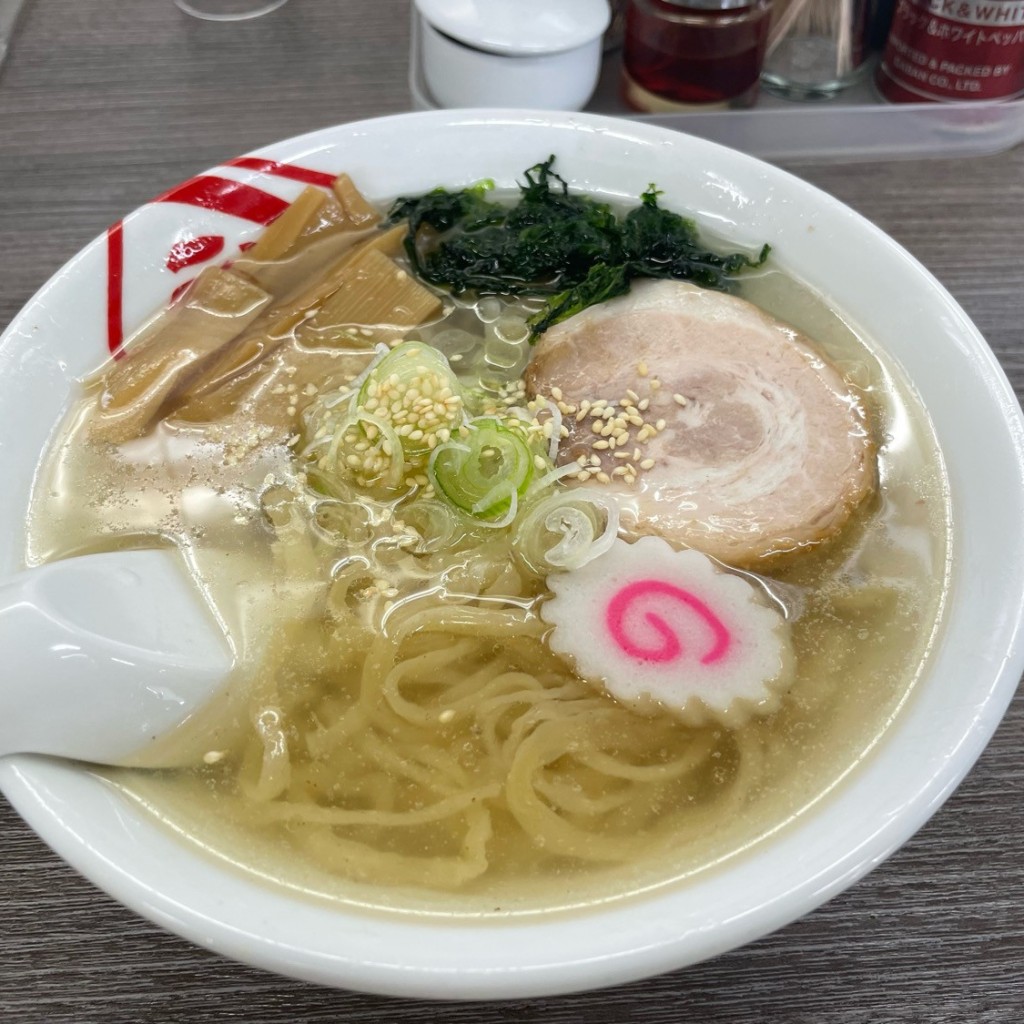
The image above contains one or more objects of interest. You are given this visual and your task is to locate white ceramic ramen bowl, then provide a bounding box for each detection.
[1,110,1023,1000]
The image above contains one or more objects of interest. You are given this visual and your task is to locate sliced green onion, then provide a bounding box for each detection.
[327,407,405,490]
[533,397,563,463]
[475,486,519,530]
[428,420,534,520]
[357,341,463,457]
[357,340,449,401]
[514,489,620,575]
[332,343,389,406]
[392,500,458,555]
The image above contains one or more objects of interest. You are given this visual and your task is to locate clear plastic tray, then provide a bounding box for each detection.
[408,16,1024,164]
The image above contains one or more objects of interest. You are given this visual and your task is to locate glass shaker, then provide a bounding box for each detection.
[761,0,873,100]
[622,0,774,111]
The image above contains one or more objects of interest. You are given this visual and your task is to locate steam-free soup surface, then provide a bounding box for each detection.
[24,177,949,915]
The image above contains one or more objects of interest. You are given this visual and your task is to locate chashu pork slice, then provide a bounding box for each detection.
[524,279,875,567]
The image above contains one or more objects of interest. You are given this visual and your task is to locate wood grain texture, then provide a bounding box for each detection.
[1,1,1021,1020]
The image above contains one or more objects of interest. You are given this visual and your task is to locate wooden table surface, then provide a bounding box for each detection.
[1,2,1021,1020]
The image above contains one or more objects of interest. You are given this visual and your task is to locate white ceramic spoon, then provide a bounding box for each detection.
[0,549,234,767]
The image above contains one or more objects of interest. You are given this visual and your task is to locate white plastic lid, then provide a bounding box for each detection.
[414,0,611,56]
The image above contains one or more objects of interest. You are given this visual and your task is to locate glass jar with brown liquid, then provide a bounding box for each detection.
[622,0,774,110]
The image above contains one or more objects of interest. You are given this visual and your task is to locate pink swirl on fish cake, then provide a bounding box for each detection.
[605,579,731,666]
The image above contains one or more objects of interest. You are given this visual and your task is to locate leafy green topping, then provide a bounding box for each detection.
[388,157,770,340]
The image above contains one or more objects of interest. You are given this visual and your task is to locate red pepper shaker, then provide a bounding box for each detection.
[622,0,774,110]
[877,0,1024,103]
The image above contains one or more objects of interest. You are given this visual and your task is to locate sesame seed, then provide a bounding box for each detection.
[673,393,688,406]
[640,458,655,470]
[637,361,649,377]
[593,440,610,450]
[638,398,650,411]
[596,471,611,484]
[656,418,666,431]
[577,470,592,482]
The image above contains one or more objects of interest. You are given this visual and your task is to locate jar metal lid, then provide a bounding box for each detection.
[414,0,611,57]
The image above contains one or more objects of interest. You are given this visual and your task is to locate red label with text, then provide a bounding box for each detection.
[878,0,1024,101]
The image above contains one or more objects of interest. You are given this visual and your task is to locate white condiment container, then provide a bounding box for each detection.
[414,0,611,111]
